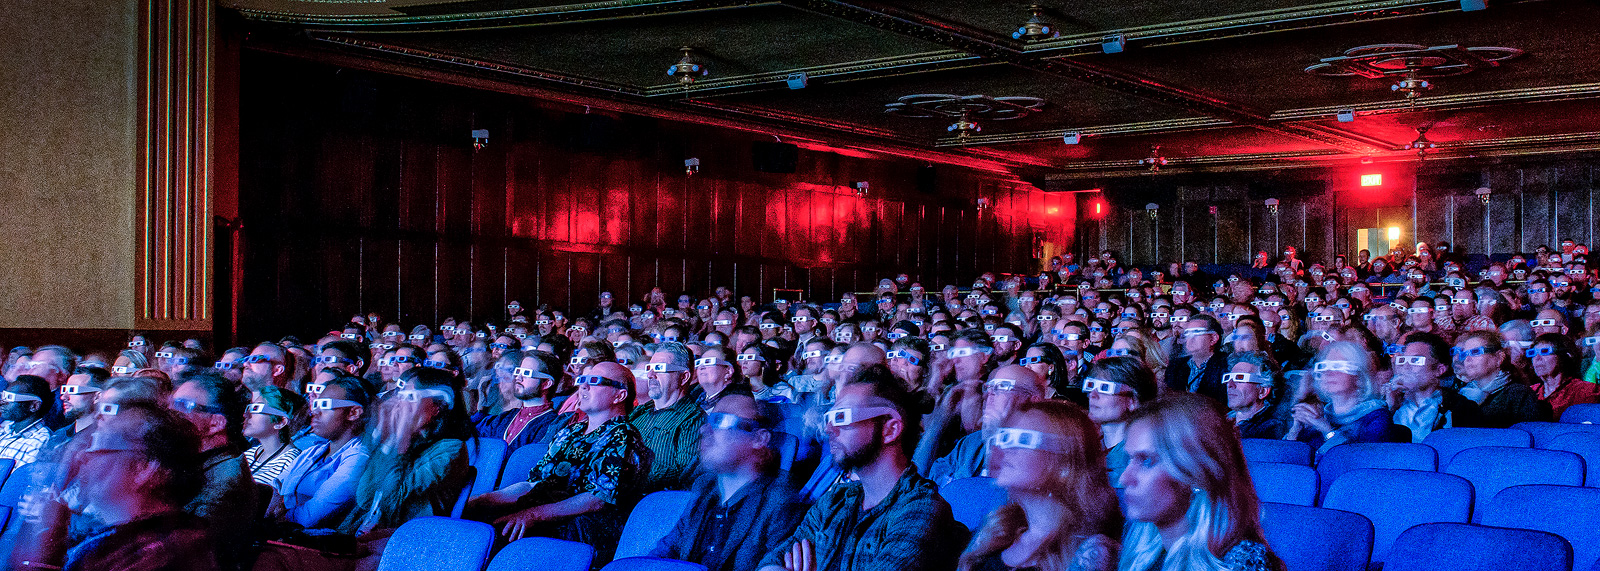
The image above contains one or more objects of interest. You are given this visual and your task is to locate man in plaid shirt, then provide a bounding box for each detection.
[0,375,55,465]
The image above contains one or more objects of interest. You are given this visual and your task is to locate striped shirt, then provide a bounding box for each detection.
[245,442,301,487]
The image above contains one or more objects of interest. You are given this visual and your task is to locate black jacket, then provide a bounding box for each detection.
[1164,353,1229,404]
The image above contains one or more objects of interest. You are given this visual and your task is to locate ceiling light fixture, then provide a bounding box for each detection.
[1405,126,1439,159]
[947,113,982,141]
[1142,145,1169,173]
[1306,44,1522,105]
[667,47,709,85]
[1012,5,1058,41]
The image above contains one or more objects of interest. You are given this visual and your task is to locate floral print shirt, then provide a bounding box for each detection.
[523,416,648,507]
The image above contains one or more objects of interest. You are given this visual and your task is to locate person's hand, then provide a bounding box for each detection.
[493,505,546,541]
[1465,315,1495,332]
[782,539,817,571]
[1291,403,1332,434]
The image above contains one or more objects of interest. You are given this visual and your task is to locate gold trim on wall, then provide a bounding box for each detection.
[136,0,214,330]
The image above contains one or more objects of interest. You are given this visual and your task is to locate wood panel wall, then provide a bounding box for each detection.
[1084,159,1600,268]
[236,53,1075,341]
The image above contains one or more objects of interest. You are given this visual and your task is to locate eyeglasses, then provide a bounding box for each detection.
[409,334,428,340]
[153,351,174,359]
[822,355,844,364]
[575,375,628,390]
[984,378,1036,395]
[948,347,990,359]
[886,350,921,365]
[1407,307,1431,314]
[311,397,360,410]
[823,406,898,426]
[1531,319,1559,327]
[1393,355,1431,366]
[171,397,223,415]
[1222,372,1259,385]
[1105,348,1132,357]
[1312,361,1360,375]
[389,355,422,365]
[801,350,823,359]
[1526,346,1558,358]
[314,355,352,366]
[1019,356,1046,366]
[512,367,554,380]
[397,388,453,405]
[422,359,451,369]
[705,411,761,433]
[1182,327,1214,338]
[128,340,147,347]
[59,384,100,396]
[1451,346,1493,358]
[247,402,290,418]
[986,428,1064,453]
[1081,377,1134,396]
[645,363,689,373]
[694,357,730,368]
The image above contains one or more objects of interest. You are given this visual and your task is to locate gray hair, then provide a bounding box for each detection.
[1226,350,1279,389]
[654,342,693,368]
[1312,340,1377,402]
[1499,319,1534,343]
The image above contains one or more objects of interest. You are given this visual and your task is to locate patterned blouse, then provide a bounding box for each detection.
[523,416,648,508]
[244,442,301,487]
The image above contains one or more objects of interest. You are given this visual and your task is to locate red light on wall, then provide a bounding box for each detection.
[1089,198,1106,218]
[1360,174,1383,187]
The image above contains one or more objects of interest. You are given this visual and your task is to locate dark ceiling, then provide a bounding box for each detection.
[225,0,1600,180]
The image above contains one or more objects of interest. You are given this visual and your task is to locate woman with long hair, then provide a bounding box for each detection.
[1118,393,1282,571]
[959,400,1122,571]
[1020,343,1078,404]
[1285,341,1395,457]
[244,386,308,486]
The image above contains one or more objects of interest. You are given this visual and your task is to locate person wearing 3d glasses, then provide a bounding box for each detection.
[924,365,1048,486]
[1287,341,1399,458]
[242,386,306,487]
[629,342,707,493]
[651,395,807,571]
[43,366,110,457]
[1163,314,1229,405]
[1223,351,1287,440]
[1451,331,1551,428]
[475,351,567,456]
[1525,333,1600,418]
[956,400,1121,571]
[467,362,647,553]
[758,365,964,571]
[266,373,372,531]
[1385,332,1482,442]
[168,372,255,571]
[695,346,754,413]
[0,375,56,466]
[1082,357,1158,488]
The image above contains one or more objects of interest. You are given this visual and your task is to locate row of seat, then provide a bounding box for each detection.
[379,516,709,571]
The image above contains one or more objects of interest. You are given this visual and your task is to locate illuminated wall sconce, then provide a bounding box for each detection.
[685,157,701,176]
[1265,198,1280,216]
[1475,186,1491,205]
[471,129,489,150]
[1145,203,1160,220]
[976,197,992,210]
[851,181,870,197]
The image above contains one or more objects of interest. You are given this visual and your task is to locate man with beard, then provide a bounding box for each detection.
[241,342,295,392]
[44,366,110,455]
[923,365,1046,485]
[0,375,55,465]
[629,342,706,493]
[758,365,963,571]
[475,351,565,454]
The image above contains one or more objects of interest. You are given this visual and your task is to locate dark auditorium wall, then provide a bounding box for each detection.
[1087,158,1600,268]
[235,52,1075,341]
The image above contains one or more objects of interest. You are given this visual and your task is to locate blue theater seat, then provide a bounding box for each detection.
[1443,446,1585,523]
[615,491,695,559]
[1260,502,1372,571]
[1384,522,1571,571]
[377,516,495,571]
[488,537,595,571]
[1321,468,1472,564]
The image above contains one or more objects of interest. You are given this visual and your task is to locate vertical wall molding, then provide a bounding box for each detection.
[135,0,213,330]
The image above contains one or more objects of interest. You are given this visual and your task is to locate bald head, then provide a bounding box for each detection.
[988,365,1046,397]
[842,342,887,370]
[589,361,633,388]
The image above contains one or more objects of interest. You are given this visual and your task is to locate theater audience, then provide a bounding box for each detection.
[467,362,646,549]
[269,372,372,529]
[696,346,753,412]
[759,365,964,571]
[652,395,806,571]
[169,372,254,570]
[1163,315,1226,403]
[1525,333,1600,418]
[1119,394,1282,571]
[631,342,706,492]
[958,400,1121,571]
[46,366,109,454]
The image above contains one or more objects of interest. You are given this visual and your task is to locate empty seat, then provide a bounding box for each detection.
[940,477,1008,533]
[1314,443,1436,503]
[0,462,45,509]
[615,491,695,559]
[1242,438,1313,466]
[601,557,709,571]
[1513,421,1600,447]
[1261,502,1373,571]
[1545,432,1600,486]
[488,537,596,571]
[1384,522,1572,571]
[1481,484,1600,571]
[497,442,550,488]
[467,437,508,498]
[1249,461,1318,506]
[1561,403,1600,424]
[1321,468,1472,564]
[1422,427,1532,466]
[1443,446,1585,522]
[377,516,496,571]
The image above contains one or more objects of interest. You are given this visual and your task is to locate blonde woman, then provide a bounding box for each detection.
[1118,393,1282,571]
[960,400,1121,571]
[1107,332,1168,382]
